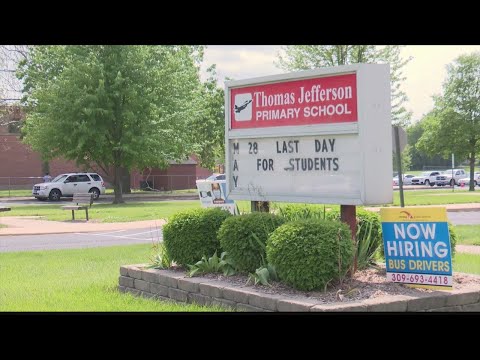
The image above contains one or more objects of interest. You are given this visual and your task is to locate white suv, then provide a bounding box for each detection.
[33,172,106,201]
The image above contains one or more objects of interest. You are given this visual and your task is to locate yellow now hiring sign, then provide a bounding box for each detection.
[380,207,453,290]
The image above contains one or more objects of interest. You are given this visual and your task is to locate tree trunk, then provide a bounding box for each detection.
[121,167,131,194]
[469,154,476,192]
[113,166,125,204]
[41,161,50,175]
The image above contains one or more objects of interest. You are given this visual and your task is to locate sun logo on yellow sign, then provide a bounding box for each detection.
[400,211,414,219]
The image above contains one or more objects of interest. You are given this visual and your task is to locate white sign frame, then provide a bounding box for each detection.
[225,64,392,206]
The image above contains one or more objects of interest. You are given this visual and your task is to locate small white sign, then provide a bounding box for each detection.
[196,179,236,214]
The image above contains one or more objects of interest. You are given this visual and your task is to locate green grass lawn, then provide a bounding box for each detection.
[0,201,201,222]
[0,189,32,197]
[454,253,480,275]
[455,225,480,246]
[0,244,226,312]
[390,189,480,206]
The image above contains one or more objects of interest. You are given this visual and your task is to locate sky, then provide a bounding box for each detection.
[203,45,480,122]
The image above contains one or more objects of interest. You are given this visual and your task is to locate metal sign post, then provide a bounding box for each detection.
[452,153,454,193]
[394,126,405,207]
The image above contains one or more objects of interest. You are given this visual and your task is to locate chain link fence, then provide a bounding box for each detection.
[0,176,43,196]
[132,174,211,192]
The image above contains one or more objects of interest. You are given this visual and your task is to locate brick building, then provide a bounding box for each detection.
[0,114,214,190]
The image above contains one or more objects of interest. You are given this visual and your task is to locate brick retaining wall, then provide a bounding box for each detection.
[118,264,480,312]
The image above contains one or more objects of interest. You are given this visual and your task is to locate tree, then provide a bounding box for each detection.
[393,146,412,173]
[190,64,226,170]
[406,118,450,170]
[0,45,29,130]
[417,53,480,191]
[276,45,412,126]
[19,45,204,203]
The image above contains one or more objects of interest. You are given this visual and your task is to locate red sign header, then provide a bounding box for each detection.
[230,73,357,129]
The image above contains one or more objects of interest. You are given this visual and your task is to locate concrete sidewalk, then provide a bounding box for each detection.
[0,216,166,236]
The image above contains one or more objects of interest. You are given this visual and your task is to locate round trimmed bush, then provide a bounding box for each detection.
[163,208,231,266]
[266,219,354,291]
[218,212,286,273]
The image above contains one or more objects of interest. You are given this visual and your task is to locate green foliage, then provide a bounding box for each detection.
[355,219,379,270]
[416,53,480,191]
[19,45,206,203]
[218,212,286,273]
[325,208,382,261]
[247,264,278,287]
[163,208,231,267]
[267,219,354,291]
[406,120,450,171]
[276,45,412,126]
[190,64,225,169]
[146,241,172,270]
[449,223,457,257]
[276,204,325,221]
[393,146,412,172]
[187,251,236,277]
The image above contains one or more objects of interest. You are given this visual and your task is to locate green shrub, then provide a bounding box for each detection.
[355,219,378,270]
[266,219,354,291]
[327,208,382,260]
[276,204,325,221]
[187,251,236,277]
[449,223,457,257]
[146,241,172,270]
[218,212,286,273]
[163,208,231,267]
[246,264,278,287]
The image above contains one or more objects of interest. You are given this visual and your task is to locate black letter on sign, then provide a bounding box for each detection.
[233,142,239,154]
[333,158,339,171]
[233,160,238,171]
[233,176,238,187]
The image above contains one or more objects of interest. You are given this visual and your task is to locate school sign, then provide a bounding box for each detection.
[380,207,453,290]
[225,64,392,205]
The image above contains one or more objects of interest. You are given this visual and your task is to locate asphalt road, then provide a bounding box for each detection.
[0,227,163,253]
[447,212,480,225]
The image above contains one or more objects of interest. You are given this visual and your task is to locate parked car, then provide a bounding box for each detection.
[411,171,443,186]
[442,169,467,186]
[458,173,480,187]
[393,174,415,186]
[32,172,106,201]
[433,173,450,186]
